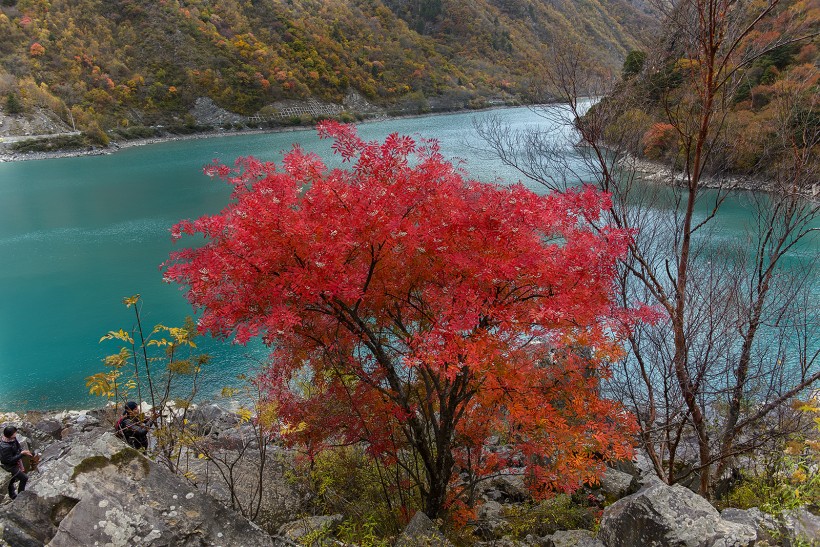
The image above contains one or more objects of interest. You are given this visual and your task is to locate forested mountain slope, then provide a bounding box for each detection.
[0,0,657,139]
[597,0,819,179]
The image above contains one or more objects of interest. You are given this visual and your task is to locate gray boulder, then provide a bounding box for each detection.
[215,423,261,450]
[631,449,663,488]
[780,507,820,546]
[720,507,779,545]
[486,471,529,502]
[475,500,512,540]
[188,403,240,437]
[0,430,274,546]
[61,411,103,437]
[33,418,64,439]
[598,467,639,502]
[598,483,756,547]
[395,511,453,547]
[0,490,76,547]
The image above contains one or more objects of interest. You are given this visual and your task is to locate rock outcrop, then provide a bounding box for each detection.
[598,483,756,547]
[5,408,816,547]
[597,467,639,502]
[720,507,780,545]
[0,430,274,546]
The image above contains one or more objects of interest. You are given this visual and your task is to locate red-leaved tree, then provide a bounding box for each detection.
[164,122,641,519]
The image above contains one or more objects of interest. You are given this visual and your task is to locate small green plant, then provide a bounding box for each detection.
[337,516,390,547]
[297,521,334,547]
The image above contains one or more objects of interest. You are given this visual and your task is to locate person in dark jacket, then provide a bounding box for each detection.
[1,425,32,500]
[117,401,155,450]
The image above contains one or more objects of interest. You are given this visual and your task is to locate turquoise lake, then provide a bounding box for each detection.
[0,106,817,411]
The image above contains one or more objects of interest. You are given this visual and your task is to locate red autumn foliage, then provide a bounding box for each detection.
[164,122,640,518]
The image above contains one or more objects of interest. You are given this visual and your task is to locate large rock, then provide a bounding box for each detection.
[32,418,64,439]
[0,430,274,546]
[779,507,820,546]
[631,449,663,488]
[486,471,529,502]
[720,508,779,545]
[598,467,638,502]
[598,483,756,547]
[188,403,240,437]
[0,490,76,547]
[395,511,453,547]
[475,500,511,539]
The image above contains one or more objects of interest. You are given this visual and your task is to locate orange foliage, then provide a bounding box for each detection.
[29,42,45,57]
[641,123,676,159]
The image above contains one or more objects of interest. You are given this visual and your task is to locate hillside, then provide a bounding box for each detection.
[0,0,658,143]
[595,0,819,180]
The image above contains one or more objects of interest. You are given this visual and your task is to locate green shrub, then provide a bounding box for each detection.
[622,51,647,79]
[298,446,408,538]
[83,122,109,146]
[503,494,596,538]
[724,399,820,515]
[337,516,391,547]
[5,92,23,114]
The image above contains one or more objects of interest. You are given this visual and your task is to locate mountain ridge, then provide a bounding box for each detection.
[0,0,658,141]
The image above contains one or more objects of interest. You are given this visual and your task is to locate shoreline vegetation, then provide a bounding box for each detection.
[0,104,517,164]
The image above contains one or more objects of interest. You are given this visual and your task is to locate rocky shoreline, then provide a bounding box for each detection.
[0,93,510,164]
[6,127,816,204]
[1,406,818,546]
[620,155,820,200]
[0,124,318,163]
[0,111,460,164]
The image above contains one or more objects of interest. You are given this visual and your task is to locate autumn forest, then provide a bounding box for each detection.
[0,0,819,544]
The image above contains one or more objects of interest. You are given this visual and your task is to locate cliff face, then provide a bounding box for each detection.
[0,0,659,137]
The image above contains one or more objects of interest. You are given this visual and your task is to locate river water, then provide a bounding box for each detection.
[0,106,816,411]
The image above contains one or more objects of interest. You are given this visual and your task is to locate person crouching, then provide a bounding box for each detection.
[117,401,155,450]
